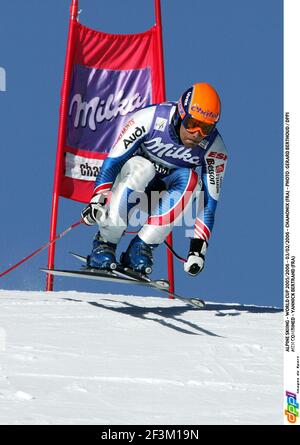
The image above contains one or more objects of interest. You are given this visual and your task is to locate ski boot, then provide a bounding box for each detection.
[87,232,117,270]
[120,235,157,275]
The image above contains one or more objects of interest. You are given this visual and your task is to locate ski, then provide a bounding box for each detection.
[42,266,205,309]
[69,252,205,308]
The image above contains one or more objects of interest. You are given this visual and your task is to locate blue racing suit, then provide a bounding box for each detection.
[92,102,228,245]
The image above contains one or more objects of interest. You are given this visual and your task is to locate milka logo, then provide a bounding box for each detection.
[69,90,146,131]
[144,137,201,165]
[191,104,219,120]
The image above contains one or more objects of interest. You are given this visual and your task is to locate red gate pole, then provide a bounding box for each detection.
[46,0,79,291]
[154,0,175,295]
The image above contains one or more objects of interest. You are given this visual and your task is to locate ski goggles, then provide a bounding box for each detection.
[182,116,215,136]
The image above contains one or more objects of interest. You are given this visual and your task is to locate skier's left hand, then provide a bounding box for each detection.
[184,239,207,276]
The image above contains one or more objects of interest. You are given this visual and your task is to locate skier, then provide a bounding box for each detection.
[81,82,228,276]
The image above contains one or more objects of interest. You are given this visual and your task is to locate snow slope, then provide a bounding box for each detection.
[0,289,283,425]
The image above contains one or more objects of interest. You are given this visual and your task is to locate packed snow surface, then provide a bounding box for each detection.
[0,290,282,425]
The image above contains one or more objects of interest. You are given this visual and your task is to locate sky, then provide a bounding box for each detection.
[0,0,283,307]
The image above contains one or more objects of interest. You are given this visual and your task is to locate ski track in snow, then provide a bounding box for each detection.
[0,289,283,425]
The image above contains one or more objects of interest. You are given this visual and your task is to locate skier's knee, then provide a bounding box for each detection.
[121,156,156,191]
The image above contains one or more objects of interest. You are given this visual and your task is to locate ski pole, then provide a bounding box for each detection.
[0,220,83,278]
[163,239,186,263]
[125,230,187,263]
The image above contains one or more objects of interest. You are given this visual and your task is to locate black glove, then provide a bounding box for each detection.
[184,239,207,276]
[81,194,107,226]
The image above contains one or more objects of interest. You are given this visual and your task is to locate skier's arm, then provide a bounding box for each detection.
[185,134,228,275]
[195,136,228,242]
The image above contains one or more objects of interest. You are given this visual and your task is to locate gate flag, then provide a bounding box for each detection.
[60,21,163,203]
[47,0,174,293]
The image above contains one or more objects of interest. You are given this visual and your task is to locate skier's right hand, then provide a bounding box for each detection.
[81,194,107,226]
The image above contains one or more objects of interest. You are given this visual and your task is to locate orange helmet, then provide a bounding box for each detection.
[178,83,221,125]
